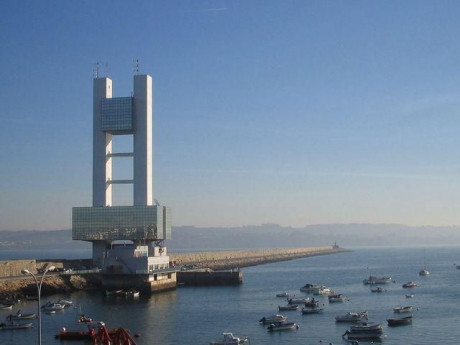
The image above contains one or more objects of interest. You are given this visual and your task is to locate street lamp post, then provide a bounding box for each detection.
[21,266,55,345]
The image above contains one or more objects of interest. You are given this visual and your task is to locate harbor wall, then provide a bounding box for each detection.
[170,246,343,270]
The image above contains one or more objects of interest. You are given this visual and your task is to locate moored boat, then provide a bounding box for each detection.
[393,306,413,313]
[209,332,250,345]
[402,281,417,288]
[350,321,383,332]
[259,314,287,324]
[328,294,347,303]
[371,287,385,293]
[0,305,13,310]
[42,302,65,311]
[278,305,298,311]
[276,292,289,297]
[363,275,392,285]
[387,315,413,326]
[55,327,95,340]
[335,311,368,323]
[419,268,430,276]
[405,293,415,298]
[0,321,33,330]
[312,286,332,295]
[7,311,36,321]
[267,322,299,332]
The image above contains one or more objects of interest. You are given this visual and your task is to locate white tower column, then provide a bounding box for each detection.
[93,78,113,207]
[133,75,153,206]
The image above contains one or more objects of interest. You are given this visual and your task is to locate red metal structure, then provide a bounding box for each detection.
[93,325,138,345]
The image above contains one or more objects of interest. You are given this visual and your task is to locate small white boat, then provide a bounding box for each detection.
[363,275,392,285]
[419,268,430,276]
[210,332,249,345]
[350,321,383,332]
[393,306,413,313]
[405,293,415,298]
[267,322,299,332]
[335,311,368,323]
[276,292,289,297]
[0,305,13,310]
[0,321,33,330]
[328,294,347,303]
[259,314,287,324]
[312,286,332,295]
[42,302,65,311]
[278,305,298,311]
[7,311,36,320]
[58,299,73,307]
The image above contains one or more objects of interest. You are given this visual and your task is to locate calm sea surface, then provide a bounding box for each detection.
[1,246,459,345]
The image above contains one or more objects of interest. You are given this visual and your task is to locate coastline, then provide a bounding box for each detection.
[0,246,347,296]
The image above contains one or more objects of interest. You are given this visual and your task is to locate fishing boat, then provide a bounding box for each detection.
[419,268,430,276]
[210,332,249,345]
[267,322,299,332]
[278,305,298,311]
[259,314,287,324]
[342,322,384,340]
[55,327,95,340]
[7,311,36,320]
[393,306,413,313]
[387,315,413,326]
[363,275,392,285]
[335,311,368,323]
[312,286,332,295]
[371,287,385,293]
[402,281,417,288]
[328,294,347,303]
[42,302,65,311]
[57,299,73,307]
[0,321,33,330]
[304,298,320,308]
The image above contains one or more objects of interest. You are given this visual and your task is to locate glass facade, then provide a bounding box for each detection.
[101,97,133,132]
[72,205,171,241]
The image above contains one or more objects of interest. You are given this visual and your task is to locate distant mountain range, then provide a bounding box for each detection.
[1,223,459,252]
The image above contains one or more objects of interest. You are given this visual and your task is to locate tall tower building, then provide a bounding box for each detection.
[72,73,176,293]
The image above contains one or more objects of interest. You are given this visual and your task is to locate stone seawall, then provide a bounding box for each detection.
[170,246,345,270]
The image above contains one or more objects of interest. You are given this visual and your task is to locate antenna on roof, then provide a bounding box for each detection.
[133,59,140,75]
[93,61,100,78]
[105,61,110,77]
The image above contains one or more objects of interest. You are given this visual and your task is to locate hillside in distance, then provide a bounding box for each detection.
[1,224,459,252]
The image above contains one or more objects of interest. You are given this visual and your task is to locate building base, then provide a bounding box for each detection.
[101,271,177,294]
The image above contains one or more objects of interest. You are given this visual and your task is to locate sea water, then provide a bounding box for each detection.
[1,246,459,345]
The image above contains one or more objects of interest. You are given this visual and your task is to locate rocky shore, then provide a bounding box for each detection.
[0,246,347,298]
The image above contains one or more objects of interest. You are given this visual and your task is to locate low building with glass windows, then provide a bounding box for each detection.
[72,73,176,293]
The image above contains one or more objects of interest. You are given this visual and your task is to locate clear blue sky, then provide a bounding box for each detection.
[1,0,460,230]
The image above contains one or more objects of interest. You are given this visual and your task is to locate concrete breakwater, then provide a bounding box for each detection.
[171,246,345,271]
[0,246,346,295]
